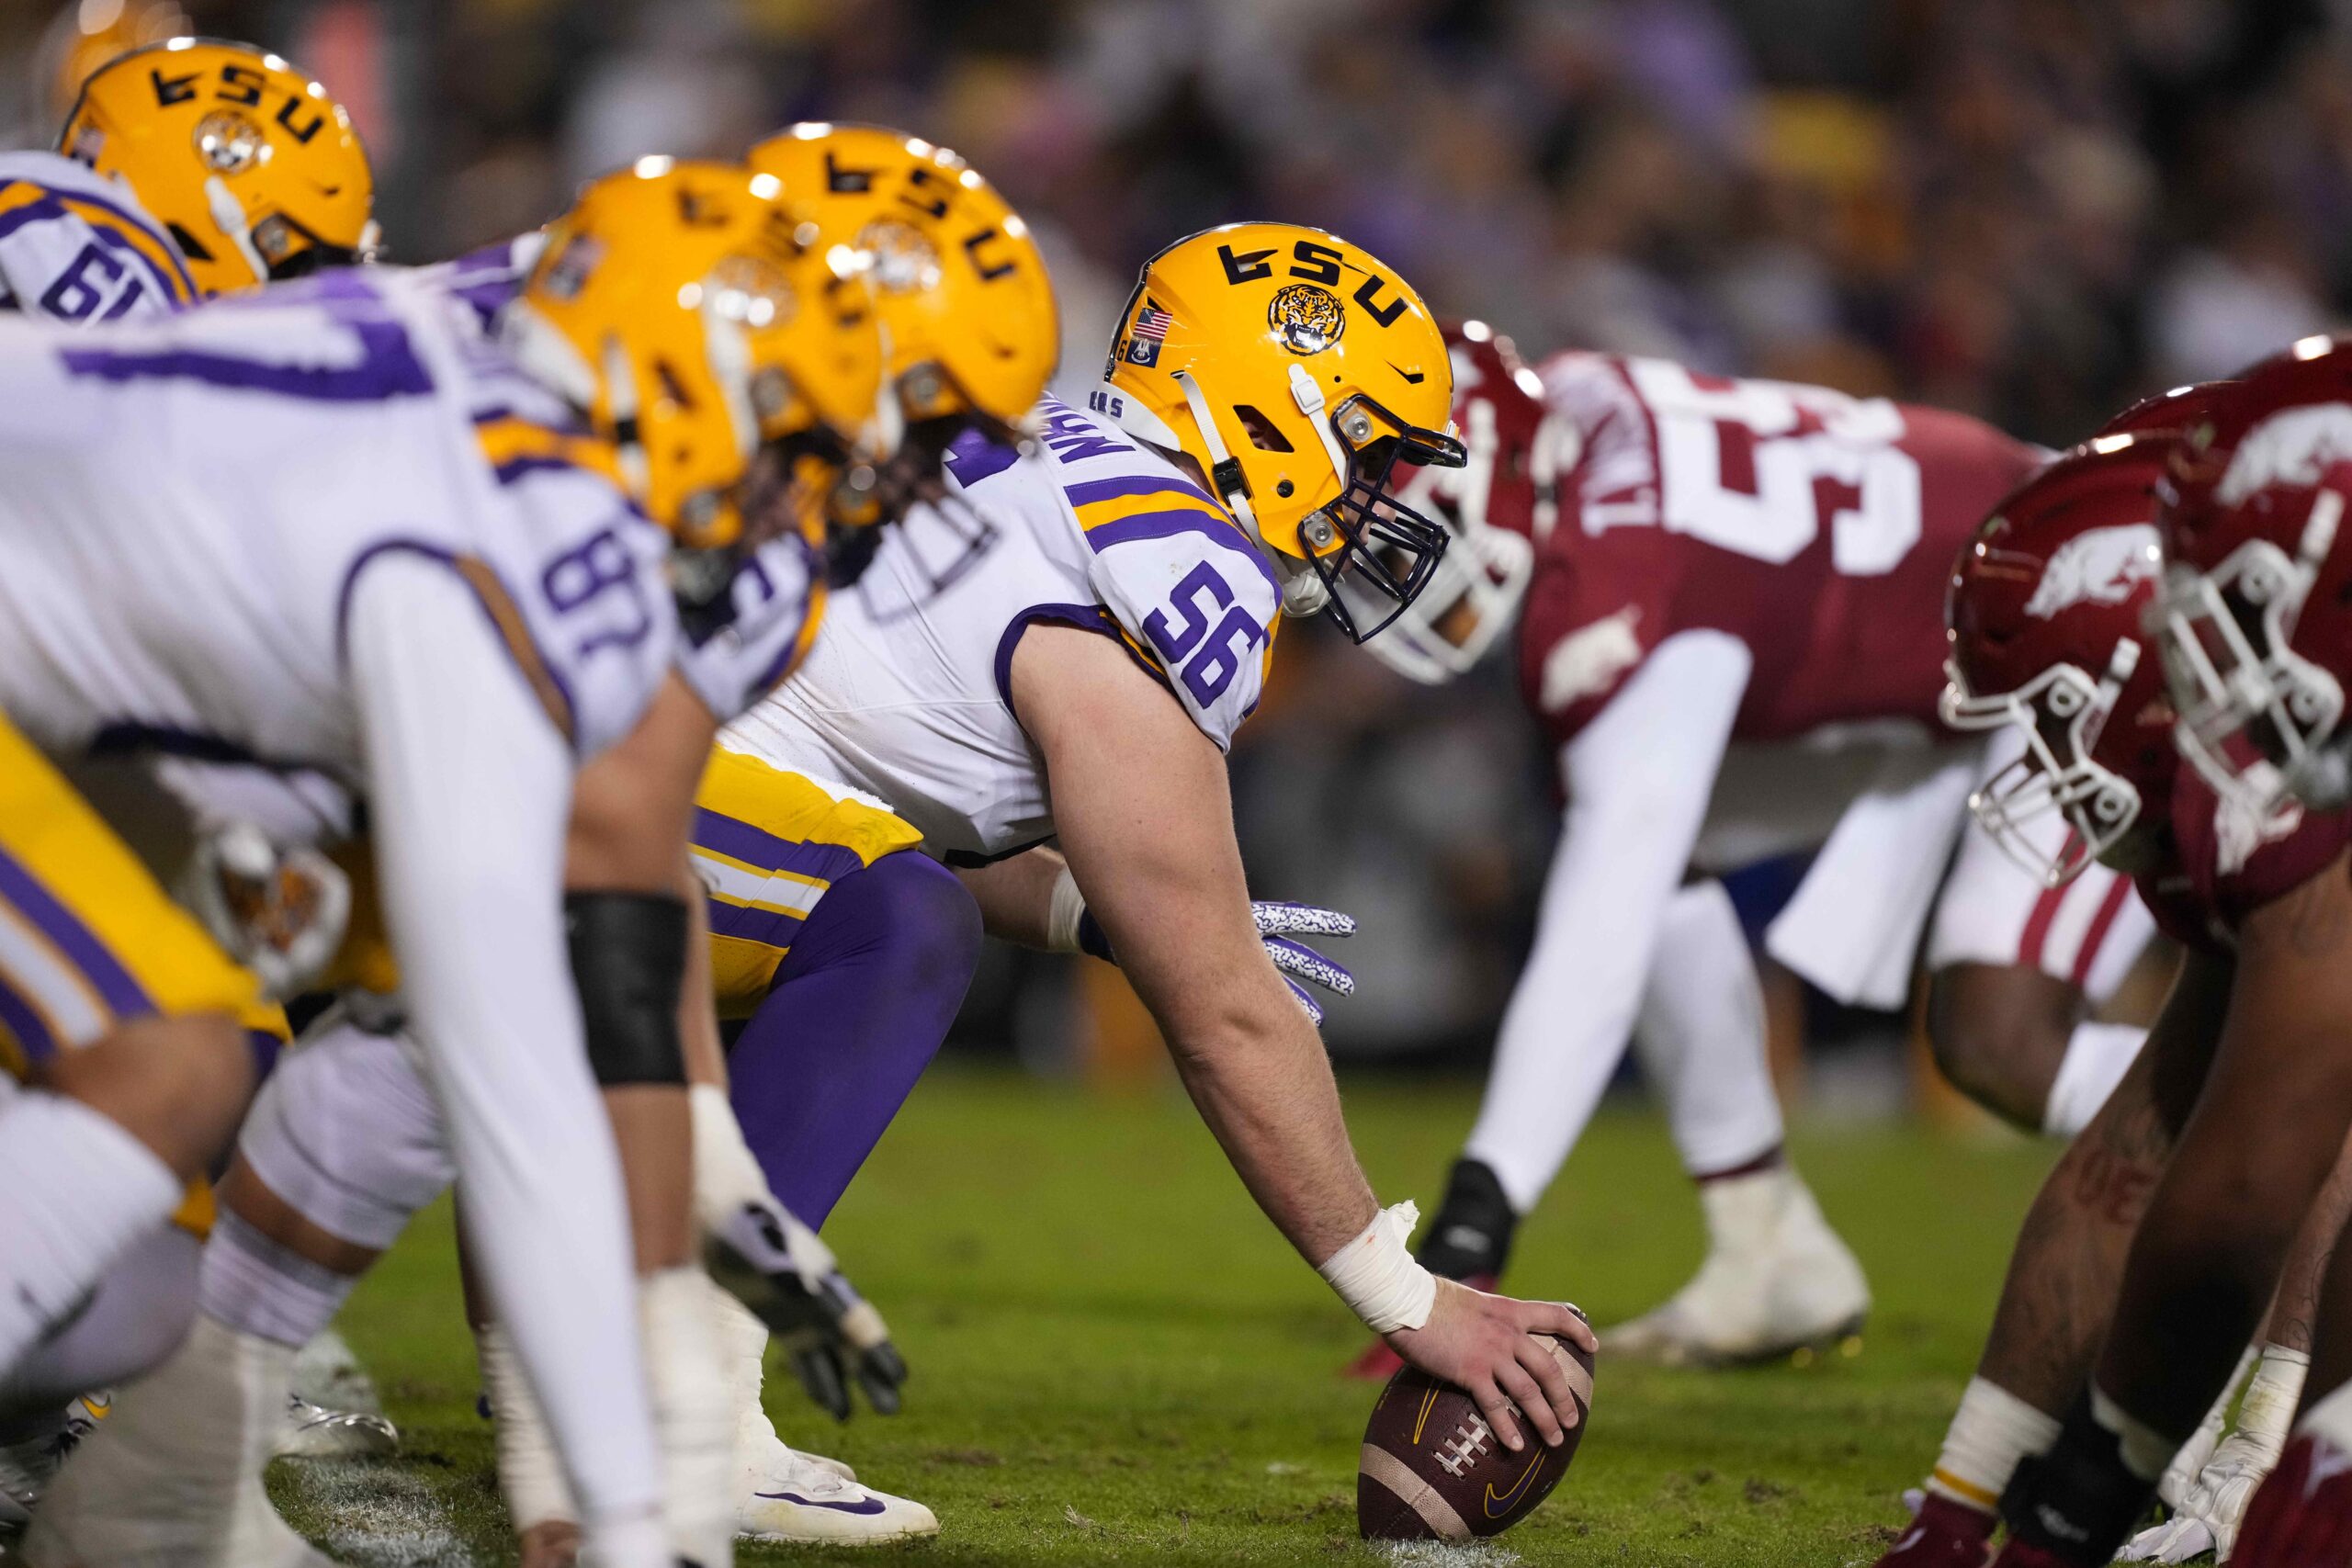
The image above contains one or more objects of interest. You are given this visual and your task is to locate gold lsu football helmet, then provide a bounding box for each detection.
[746,122,1057,590]
[747,122,1058,440]
[1098,221,1464,640]
[60,38,377,296]
[504,159,885,581]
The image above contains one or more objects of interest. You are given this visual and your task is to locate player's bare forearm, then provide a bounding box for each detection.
[955,846,1070,951]
[2099,856,2352,1438]
[2262,1126,2352,1354]
[565,672,716,893]
[678,864,726,1089]
[1976,947,2228,1410]
[1010,625,1378,1263]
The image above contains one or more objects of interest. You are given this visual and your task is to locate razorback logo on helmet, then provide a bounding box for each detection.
[2022,524,2161,619]
[1539,606,1643,714]
[2215,764,2306,876]
[2216,402,2352,506]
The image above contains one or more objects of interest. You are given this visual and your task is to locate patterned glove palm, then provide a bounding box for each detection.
[707,1193,907,1420]
[1080,899,1357,1024]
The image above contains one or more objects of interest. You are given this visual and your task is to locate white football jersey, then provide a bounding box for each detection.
[413,230,822,726]
[0,151,195,322]
[0,265,675,839]
[721,394,1284,860]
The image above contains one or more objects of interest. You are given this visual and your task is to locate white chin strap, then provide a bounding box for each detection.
[1287,362,1352,497]
[1174,367,1330,617]
[204,175,271,288]
[1173,367,1255,533]
[601,331,650,498]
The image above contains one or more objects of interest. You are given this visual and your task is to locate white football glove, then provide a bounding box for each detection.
[2120,1345,2305,1563]
[690,1085,906,1419]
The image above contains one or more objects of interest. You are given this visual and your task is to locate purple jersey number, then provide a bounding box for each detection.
[1142,560,1265,708]
[541,524,655,658]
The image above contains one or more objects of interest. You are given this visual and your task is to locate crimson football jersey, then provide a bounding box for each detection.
[2136,772,2352,953]
[1517,353,2043,745]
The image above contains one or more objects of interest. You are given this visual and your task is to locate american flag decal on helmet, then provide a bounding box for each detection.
[1125,300,1173,367]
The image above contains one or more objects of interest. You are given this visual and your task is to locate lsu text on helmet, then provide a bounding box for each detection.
[1096,220,1465,641]
[746,122,1057,588]
[504,157,885,591]
[61,36,375,296]
[748,121,1057,440]
[1366,319,1580,684]
[2154,336,2352,814]
[1942,432,2182,886]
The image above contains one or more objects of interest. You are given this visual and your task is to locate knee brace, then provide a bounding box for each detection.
[237,1021,456,1253]
[566,892,688,1087]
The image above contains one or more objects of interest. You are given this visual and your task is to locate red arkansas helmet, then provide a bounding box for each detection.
[2094,378,2234,444]
[2154,336,2352,812]
[1941,434,2177,885]
[1367,321,1569,683]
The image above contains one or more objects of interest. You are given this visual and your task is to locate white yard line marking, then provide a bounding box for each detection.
[284,1461,473,1568]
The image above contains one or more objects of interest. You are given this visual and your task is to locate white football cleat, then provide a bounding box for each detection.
[24,1314,336,1567]
[1600,1165,1870,1367]
[736,1440,938,1546]
[711,1280,926,1543]
[275,1393,399,1461]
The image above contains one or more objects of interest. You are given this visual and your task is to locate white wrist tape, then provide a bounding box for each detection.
[2238,1343,2312,1456]
[1046,863,1088,953]
[688,1081,767,1239]
[1317,1200,1437,1334]
[476,1321,578,1530]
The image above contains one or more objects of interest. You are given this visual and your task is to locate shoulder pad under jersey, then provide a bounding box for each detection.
[1029,395,1283,751]
[0,151,195,322]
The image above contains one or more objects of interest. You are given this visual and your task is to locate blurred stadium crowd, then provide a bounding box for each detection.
[2,0,2343,1068]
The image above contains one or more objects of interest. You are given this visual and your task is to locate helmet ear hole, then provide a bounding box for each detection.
[651,358,695,411]
[1232,405,1293,453]
[165,221,214,262]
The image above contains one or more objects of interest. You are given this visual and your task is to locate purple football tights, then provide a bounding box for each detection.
[725,850,981,1229]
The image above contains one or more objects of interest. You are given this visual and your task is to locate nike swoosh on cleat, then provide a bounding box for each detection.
[752,1491,888,1515]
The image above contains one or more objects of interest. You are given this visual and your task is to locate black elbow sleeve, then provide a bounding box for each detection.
[565,891,689,1086]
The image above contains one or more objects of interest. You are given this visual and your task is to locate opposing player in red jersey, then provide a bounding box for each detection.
[1890,344,2352,1568]
[1866,403,2352,1568]
[1351,327,2155,1375]
[1977,339,2352,1568]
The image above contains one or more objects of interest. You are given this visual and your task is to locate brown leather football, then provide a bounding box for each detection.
[1356,1325,1595,1541]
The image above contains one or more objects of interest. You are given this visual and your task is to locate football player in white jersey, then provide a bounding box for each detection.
[0,37,378,1526]
[170,124,1052,1556]
[724,220,1599,1443]
[0,38,375,324]
[0,161,860,1568]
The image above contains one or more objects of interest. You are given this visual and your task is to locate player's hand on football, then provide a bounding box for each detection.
[1383,1279,1595,1453]
[705,1191,909,1420]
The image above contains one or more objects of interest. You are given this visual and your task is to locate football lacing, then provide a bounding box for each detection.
[1434,1414,1494,1476]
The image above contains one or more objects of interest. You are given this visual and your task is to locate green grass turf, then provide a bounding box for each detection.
[275,1065,2058,1566]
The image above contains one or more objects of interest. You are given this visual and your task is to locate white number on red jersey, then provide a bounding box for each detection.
[1620,359,1924,574]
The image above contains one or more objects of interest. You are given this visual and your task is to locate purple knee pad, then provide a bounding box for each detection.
[725,851,979,1227]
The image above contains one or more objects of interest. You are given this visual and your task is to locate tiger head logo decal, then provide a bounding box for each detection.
[1269,282,1344,355]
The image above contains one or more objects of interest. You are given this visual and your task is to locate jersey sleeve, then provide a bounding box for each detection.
[0,166,195,323]
[2161,773,2352,943]
[1073,475,1283,752]
[673,533,825,722]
